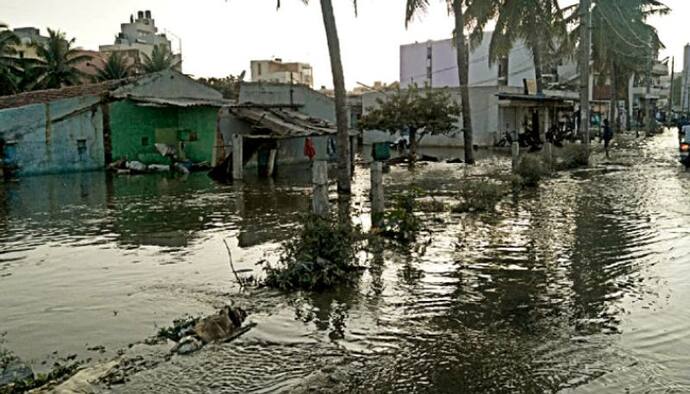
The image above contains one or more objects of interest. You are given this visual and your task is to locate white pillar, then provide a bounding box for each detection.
[512,142,520,173]
[312,161,329,218]
[267,149,277,177]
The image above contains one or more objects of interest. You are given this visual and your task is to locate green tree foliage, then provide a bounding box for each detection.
[95,52,135,81]
[467,0,567,95]
[359,84,460,160]
[263,215,365,291]
[28,29,91,90]
[0,23,22,96]
[141,44,179,73]
[197,71,245,100]
[405,0,475,164]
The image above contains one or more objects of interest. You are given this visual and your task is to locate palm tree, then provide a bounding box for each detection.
[0,23,22,95]
[29,29,92,90]
[96,52,135,81]
[141,44,180,74]
[471,0,565,96]
[405,0,476,164]
[277,0,355,194]
[565,0,668,131]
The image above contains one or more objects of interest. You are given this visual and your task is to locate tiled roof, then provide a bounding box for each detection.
[0,78,134,110]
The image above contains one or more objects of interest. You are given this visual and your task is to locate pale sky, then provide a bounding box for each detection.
[2,0,688,89]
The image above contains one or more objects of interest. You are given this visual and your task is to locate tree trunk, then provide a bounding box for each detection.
[532,40,544,95]
[320,0,351,194]
[453,0,474,165]
[579,0,592,155]
[409,128,418,161]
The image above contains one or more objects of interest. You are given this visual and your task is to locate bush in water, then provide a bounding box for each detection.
[516,154,548,187]
[263,215,365,291]
[382,187,423,243]
[556,144,589,170]
[452,179,507,213]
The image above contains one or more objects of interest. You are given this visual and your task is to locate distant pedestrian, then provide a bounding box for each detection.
[602,119,614,158]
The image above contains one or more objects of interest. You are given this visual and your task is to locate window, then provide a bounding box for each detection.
[141,136,149,146]
[77,139,87,161]
[189,131,198,142]
[257,63,262,75]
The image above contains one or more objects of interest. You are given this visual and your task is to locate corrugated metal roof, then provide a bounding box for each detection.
[128,96,232,108]
[228,106,353,139]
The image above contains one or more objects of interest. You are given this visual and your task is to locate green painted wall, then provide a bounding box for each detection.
[177,106,218,163]
[109,100,217,165]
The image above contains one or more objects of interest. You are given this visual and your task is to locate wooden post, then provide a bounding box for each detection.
[370,161,384,228]
[312,161,329,218]
[511,141,520,173]
[350,136,356,177]
[232,133,243,181]
[267,149,277,177]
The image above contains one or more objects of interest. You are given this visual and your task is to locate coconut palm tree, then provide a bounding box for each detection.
[471,0,566,96]
[141,44,180,74]
[29,29,92,90]
[405,0,476,164]
[95,52,135,81]
[277,0,355,194]
[565,0,668,130]
[0,23,22,95]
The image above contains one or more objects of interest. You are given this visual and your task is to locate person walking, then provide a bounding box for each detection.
[602,119,614,159]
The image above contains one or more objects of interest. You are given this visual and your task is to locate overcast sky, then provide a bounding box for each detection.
[2,0,687,89]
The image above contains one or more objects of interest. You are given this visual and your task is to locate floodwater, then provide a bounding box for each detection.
[2,132,690,392]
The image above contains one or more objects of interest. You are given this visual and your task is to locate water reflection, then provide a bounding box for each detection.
[2,132,690,392]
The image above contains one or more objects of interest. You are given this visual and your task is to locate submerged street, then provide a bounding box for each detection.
[1,131,690,392]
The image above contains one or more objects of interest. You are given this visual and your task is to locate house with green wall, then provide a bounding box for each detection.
[0,70,228,178]
[108,70,227,166]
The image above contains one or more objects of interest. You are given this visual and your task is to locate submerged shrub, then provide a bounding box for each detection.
[556,143,589,170]
[452,179,507,213]
[516,154,547,187]
[263,215,365,291]
[382,188,423,243]
[416,198,446,213]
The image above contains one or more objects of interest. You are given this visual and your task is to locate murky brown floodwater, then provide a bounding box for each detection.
[2,131,690,393]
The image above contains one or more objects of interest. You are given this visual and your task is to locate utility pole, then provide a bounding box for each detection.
[669,57,675,114]
[579,0,591,153]
[645,38,654,135]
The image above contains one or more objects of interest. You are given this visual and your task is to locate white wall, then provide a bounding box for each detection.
[400,33,537,89]
[682,45,690,111]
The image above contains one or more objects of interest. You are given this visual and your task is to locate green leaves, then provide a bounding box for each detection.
[96,52,134,82]
[263,215,365,291]
[359,84,460,136]
[141,44,179,74]
[28,29,91,90]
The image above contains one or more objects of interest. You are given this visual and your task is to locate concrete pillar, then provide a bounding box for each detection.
[267,149,277,177]
[512,142,520,173]
[312,161,329,218]
[543,142,553,171]
[370,161,384,229]
[232,133,243,181]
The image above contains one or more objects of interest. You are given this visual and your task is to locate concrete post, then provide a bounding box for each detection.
[350,136,356,177]
[232,133,243,181]
[370,161,384,229]
[512,142,520,173]
[543,142,553,171]
[312,161,330,218]
[267,149,277,177]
